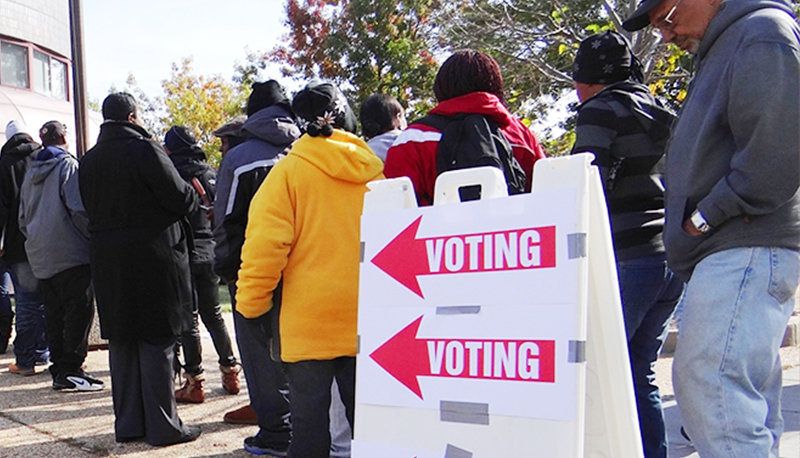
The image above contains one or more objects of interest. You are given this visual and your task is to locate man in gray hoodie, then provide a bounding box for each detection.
[623,0,800,457]
[19,121,103,391]
[213,81,299,455]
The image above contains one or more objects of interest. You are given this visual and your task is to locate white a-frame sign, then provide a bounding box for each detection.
[355,154,643,458]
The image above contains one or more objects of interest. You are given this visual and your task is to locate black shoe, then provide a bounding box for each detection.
[0,314,11,354]
[53,371,104,391]
[177,425,201,444]
[243,435,289,456]
[116,435,144,443]
[148,425,201,447]
[52,375,74,390]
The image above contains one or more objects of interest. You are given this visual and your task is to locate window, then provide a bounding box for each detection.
[51,59,68,100]
[0,41,69,100]
[33,50,51,94]
[1,42,29,89]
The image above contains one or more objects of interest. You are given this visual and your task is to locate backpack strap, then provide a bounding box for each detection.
[413,113,453,132]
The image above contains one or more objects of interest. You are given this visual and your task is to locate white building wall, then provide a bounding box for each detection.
[0,0,71,58]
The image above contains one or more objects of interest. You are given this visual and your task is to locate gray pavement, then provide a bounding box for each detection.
[655,348,799,458]
[0,312,797,457]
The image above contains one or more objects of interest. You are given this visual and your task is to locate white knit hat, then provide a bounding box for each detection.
[5,120,30,139]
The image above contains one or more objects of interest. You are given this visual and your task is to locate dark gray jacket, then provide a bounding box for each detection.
[664,0,800,280]
[19,146,89,279]
[213,105,301,282]
[573,81,675,261]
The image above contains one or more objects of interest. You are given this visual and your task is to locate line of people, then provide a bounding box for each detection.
[1,0,798,454]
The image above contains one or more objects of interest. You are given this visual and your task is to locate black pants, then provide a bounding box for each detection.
[180,262,236,374]
[109,337,191,445]
[283,357,355,458]
[40,264,93,377]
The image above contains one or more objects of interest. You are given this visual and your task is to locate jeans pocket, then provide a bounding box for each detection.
[768,248,800,304]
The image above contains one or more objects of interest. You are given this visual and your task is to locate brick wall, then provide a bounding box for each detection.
[0,0,71,58]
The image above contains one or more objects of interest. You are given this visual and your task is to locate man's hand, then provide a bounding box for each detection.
[683,217,703,236]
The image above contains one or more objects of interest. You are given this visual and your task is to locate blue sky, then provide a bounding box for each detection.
[82,0,288,101]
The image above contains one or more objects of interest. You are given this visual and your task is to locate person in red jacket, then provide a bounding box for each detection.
[384,49,546,205]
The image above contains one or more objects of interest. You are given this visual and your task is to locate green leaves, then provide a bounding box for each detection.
[269,0,438,120]
[159,58,246,168]
[437,0,693,153]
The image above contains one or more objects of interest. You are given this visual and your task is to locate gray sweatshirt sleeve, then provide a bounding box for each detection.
[698,39,800,227]
[61,158,90,240]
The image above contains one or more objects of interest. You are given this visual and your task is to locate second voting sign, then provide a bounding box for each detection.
[357,187,587,431]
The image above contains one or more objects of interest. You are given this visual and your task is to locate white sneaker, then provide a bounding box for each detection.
[59,372,104,391]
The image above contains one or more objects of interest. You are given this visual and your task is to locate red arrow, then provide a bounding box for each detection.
[369,316,556,400]
[370,217,557,299]
[370,216,428,298]
[369,316,429,398]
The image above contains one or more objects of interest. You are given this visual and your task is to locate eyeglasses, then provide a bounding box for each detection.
[654,0,684,29]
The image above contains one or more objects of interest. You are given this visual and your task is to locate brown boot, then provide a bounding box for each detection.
[223,404,258,425]
[175,372,205,403]
[220,364,241,395]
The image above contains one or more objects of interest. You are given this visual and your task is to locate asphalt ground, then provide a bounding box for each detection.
[0,312,797,458]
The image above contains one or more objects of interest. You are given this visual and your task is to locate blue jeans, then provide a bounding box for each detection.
[617,252,684,458]
[282,357,355,458]
[0,266,12,319]
[0,265,13,351]
[9,262,49,368]
[674,247,798,458]
[228,282,291,447]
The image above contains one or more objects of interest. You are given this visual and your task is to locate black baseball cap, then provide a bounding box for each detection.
[39,120,67,146]
[622,0,667,31]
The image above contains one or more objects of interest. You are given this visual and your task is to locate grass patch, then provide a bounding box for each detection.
[219,285,232,313]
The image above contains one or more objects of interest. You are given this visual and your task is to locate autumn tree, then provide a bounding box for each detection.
[438,1,692,117]
[433,0,695,156]
[109,74,163,137]
[269,0,440,118]
[159,57,248,168]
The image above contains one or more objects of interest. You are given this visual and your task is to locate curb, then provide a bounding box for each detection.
[660,314,799,357]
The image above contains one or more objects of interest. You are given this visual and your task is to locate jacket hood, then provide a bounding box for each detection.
[430,92,515,129]
[242,105,301,147]
[35,144,70,161]
[1,133,41,158]
[27,152,66,185]
[169,145,208,178]
[582,81,675,143]
[291,130,383,183]
[698,0,796,58]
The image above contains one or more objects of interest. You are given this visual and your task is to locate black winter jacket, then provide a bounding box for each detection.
[79,121,198,342]
[169,145,216,265]
[0,134,42,264]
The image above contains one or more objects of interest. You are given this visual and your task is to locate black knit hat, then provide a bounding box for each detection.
[291,82,358,137]
[247,80,290,116]
[573,31,643,85]
[164,125,197,152]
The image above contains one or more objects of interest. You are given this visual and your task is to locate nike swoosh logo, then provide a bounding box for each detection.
[66,376,103,391]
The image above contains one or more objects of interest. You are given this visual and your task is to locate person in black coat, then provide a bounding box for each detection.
[0,121,49,376]
[164,125,240,403]
[78,93,201,446]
